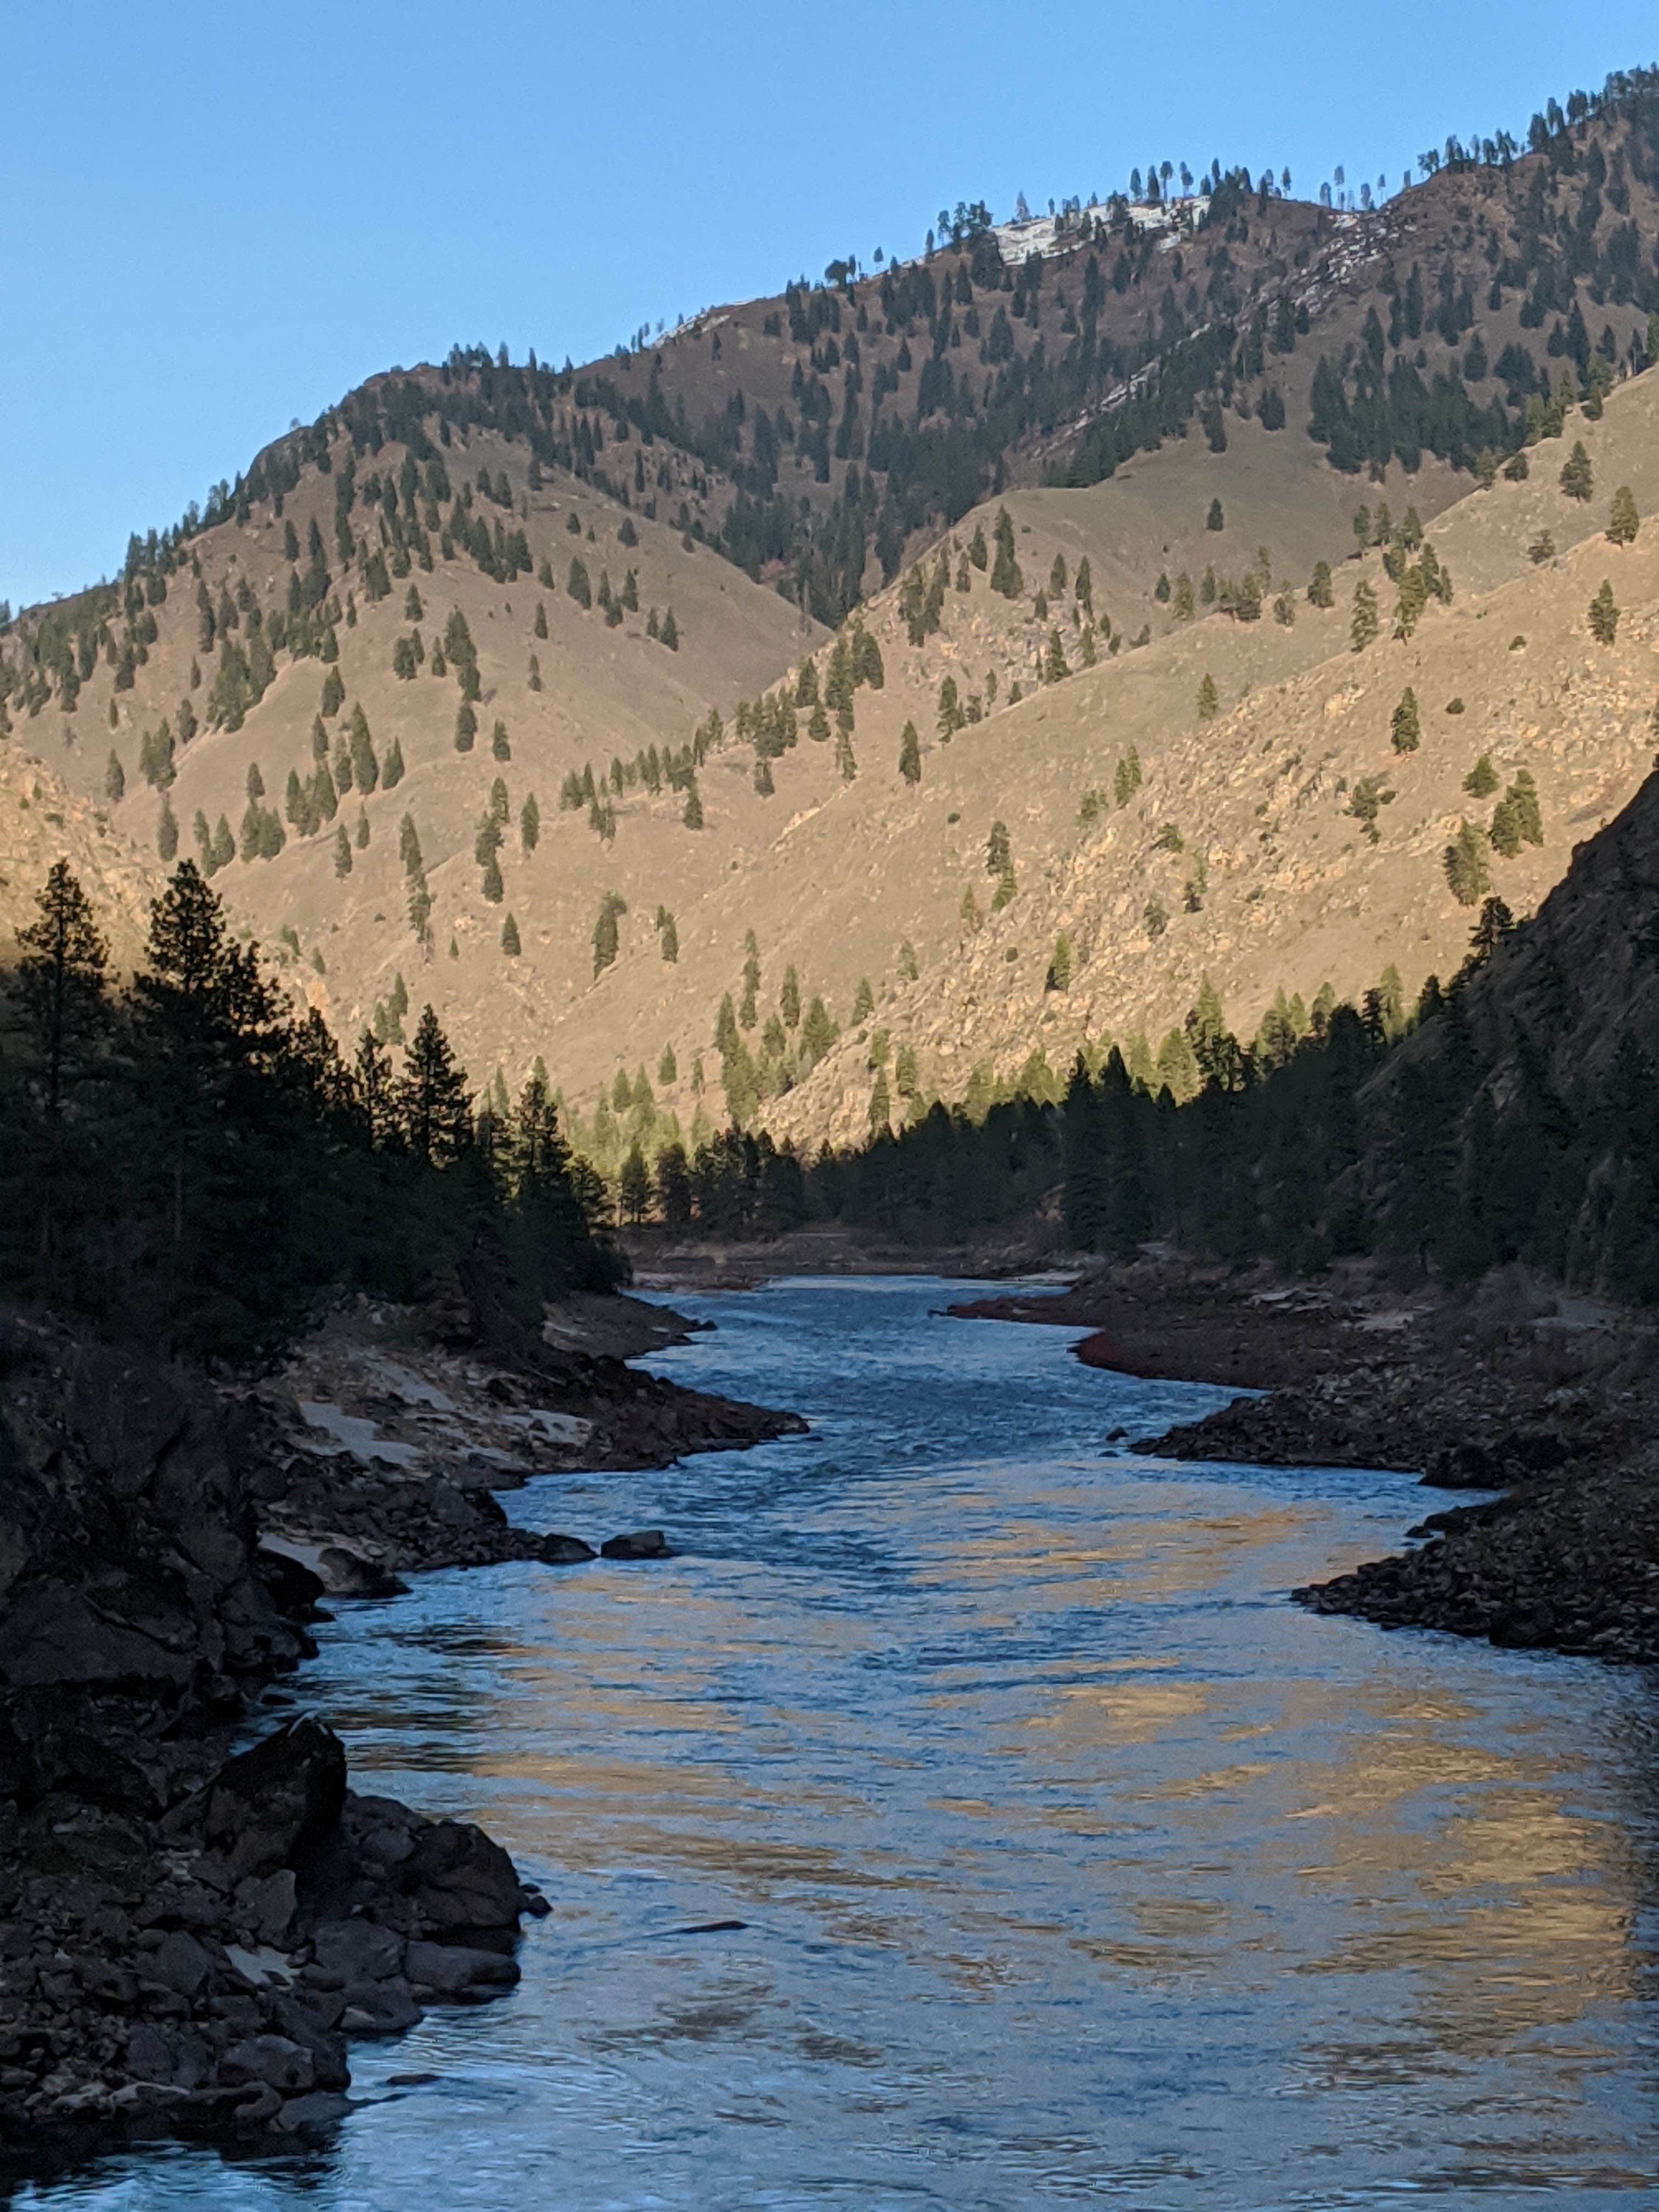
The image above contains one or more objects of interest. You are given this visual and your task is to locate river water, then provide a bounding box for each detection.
[29,1277,1659,2208]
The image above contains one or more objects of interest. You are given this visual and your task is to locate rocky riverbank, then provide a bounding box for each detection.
[0,1289,801,2174]
[957,1255,1659,1666]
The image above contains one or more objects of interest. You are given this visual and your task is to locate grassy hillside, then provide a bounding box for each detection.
[747,365,1659,1150]
[4,74,1659,1185]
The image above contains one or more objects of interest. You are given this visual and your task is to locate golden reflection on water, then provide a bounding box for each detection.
[442,1469,1646,2104]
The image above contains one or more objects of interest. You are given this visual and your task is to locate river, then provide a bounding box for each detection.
[27,1277,1659,2208]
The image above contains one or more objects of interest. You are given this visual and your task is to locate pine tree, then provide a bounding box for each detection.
[1391,687,1421,753]
[1197,673,1218,720]
[1444,821,1491,905]
[835,730,856,781]
[157,800,178,861]
[1511,768,1543,845]
[780,964,801,1028]
[936,676,964,736]
[382,736,405,788]
[104,750,125,802]
[455,703,477,752]
[989,507,1023,597]
[619,1143,651,1224]
[1489,792,1522,857]
[660,608,679,650]
[501,912,521,956]
[1559,441,1594,501]
[899,722,921,783]
[16,860,108,1117]
[533,600,549,639]
[852,976,875,1023]
[334,823,352,878]
[1469,895,1515,963]
[398,1006,472,1164]
[1464,753,1499,797]
[348,703,379,792]
[658,910,679,961]
[492,719,511,761]
[567,557,591,607]
[1589,580,1619,645]
[520,793,540,851]
[1351,580,1379,652]
[1607,486,1640,546]
[1206,498,1224,531]
[1307,560,1334,608]
[1045,935,1072,991]
[986,820,1011,874]
[354,809,369,851]
[658,1042,678,1085]
[320,666,345,717]
[1045,629,1069,681]
[592,891,626,975]
[682,785,704,828]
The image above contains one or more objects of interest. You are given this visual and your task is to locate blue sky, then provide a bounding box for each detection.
[2,3,1652,611]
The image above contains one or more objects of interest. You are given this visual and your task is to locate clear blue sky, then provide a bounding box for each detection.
[2,2,1652,611]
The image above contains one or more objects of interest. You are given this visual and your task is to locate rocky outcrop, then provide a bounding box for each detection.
[0,1714,541,2152]
[980,1254,1659,1668]
[0,1286,804,2168]
[1296,1462,1659,1662]
[0,1312,540,2162]
[245,1295,805,1578]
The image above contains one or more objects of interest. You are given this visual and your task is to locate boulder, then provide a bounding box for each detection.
[205,1718,347,1880]
[145,1931,215,2000]
[402,1820,523,1932]
[337,1983,422,2035]
[306,1918,404,1989]
[221,2036,315,2095]
[536,1533,596,1565]
[404,1940,520,2000]
[255,1547,327,1618]
[317,1548,408,1599]
[600,1529,674,1561]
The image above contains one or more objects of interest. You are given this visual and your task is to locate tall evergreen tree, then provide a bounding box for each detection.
[398,1006,473,1165]
[1391,687,1421,752]
[1607,486,1640,547]
[16,861,108,1119]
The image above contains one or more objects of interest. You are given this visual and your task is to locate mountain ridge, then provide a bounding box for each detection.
[5,72,1659,1187]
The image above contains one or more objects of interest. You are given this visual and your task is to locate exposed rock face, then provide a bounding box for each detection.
[245,1296,805,1579]
[0,1311,540,2163]
[1296,1466,1659,1662]
[0,1286,803,2170]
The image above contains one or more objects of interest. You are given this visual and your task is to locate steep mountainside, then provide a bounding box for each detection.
[5,74,1659,1177]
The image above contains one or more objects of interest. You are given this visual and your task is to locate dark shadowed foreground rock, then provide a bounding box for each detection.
[0,1312,539,2171]
[0,1288,798,2177]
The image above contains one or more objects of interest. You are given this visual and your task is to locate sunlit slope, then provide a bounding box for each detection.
[665,370,1659,1150]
